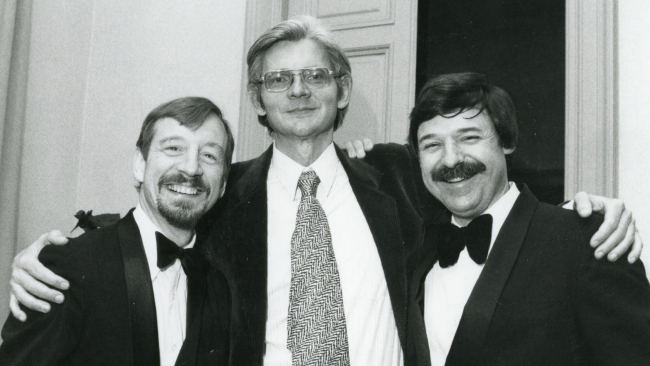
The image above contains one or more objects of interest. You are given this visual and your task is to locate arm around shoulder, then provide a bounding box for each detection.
[0,244,84,365]
[573,244,650,364]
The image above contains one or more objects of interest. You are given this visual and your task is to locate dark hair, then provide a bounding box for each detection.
[136,96,235,171]
[409,72,518,153]
[246,15,352,132]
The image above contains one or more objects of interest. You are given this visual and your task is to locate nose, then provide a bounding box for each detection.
[177,151,203,176]
[288,73,311,98]
[441,142,462,167]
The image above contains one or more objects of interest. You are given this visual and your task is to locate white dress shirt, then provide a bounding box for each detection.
[424,183,520,366]
[264,143,403,366]
[133,205,195,366]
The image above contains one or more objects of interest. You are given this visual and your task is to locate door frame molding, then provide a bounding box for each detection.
[565,0,618,199]
[236,0,286,161]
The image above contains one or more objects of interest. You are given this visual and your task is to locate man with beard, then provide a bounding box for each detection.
[405,73,650,366]
[0,97,233,366]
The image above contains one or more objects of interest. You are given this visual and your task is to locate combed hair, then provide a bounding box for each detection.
[409,72,518,153]
[136,96,235,172]
[246,15,352,131]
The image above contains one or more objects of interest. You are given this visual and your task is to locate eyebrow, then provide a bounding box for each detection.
[418,126,484,144]
[159,136,185,144]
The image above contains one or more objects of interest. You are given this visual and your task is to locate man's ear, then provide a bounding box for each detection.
[503,146,515,155]
[337,75,352,109]
[133,149,146,185]
[248,86,266,117]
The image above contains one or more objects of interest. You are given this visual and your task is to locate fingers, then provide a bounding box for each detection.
[605,217,636,262]
[9,294,27,322]
[343,140,369,159]
[587,196,625,246]
[344,141,357,158]
[10,277,52,313]
[628,229,643,263]
[46,230,69,246]
[11,263,65,303]
[362,138,374,152]
[352,140,367,159]
[592,209,632,260]
[573,191,595,217]
[14,237,69,290]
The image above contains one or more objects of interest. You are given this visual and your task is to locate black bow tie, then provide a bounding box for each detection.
[436,214,493,268]
[155,232,204,279]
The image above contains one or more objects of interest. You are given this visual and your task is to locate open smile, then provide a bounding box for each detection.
[165,184,204,196]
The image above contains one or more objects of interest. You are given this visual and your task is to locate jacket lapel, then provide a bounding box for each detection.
[218,147,273,363]
[118,210,161,366]
[406,223,441,366]
[336,146,409,347]
[446,185,539,365]
[175,253,209,366]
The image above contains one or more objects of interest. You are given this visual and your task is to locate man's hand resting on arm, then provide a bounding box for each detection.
[9,230,70,322]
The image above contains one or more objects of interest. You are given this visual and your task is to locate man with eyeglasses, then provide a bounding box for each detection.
[7,15,640,366]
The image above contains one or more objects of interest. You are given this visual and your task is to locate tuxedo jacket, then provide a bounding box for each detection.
[198,144,445,365]
[407,185,650,366]
[0,211,230,366]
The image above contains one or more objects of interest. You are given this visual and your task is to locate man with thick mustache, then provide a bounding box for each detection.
[405,73,650,366]
[0,97,233,365]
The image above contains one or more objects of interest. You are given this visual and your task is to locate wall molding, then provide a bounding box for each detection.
[565,0,618,199]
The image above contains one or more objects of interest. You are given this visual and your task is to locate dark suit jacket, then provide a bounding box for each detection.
[407,185,650,366]
[199,144,445,365]
[0,211,230,366]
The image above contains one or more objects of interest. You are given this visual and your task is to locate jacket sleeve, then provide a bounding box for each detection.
[574,250,650,365]
[0,244,85,365]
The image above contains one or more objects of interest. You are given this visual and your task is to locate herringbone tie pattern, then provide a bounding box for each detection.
[287,170,350,365]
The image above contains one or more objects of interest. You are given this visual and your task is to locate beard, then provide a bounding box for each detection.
[430,160,487,183]
[156,173,211,230]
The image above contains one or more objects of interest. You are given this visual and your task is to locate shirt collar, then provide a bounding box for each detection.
[270,142,339,201]
[451,182,520,248]
[132,204,196,281]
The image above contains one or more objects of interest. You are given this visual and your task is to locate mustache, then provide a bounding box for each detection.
[430,161,486,182]
[158,173,210,193]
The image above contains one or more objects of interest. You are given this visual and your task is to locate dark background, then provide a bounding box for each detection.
[416,0,565,204]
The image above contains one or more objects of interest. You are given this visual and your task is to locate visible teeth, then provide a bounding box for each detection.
[447,177,465,183]
[168,185,200,195]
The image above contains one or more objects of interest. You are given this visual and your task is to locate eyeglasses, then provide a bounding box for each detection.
[259,68,338,92]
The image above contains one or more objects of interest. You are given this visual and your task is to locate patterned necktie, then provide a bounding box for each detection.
[287,170,350,365]
[436,214,493,268]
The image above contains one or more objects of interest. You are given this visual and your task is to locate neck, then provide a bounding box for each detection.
[453,181,511,227]
[274,133,333,166]
[139,199,194,247]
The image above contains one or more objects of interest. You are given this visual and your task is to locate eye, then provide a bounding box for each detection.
[267,72,291,86]
[163,145,183,155]
[420,141,441,151]
[462,135,480,142]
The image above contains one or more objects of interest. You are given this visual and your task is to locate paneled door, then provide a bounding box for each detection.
[236,0,418,160]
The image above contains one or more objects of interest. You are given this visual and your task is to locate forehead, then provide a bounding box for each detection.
[417,110,495,138]
[263,39,330,71]
[152,116,228,148]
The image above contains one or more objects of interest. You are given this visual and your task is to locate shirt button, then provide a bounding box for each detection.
[172,344,177,352]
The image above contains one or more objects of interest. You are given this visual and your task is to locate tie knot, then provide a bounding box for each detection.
[297,170,320,197]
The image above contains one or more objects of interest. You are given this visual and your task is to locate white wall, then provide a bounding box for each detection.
[618,0,650,266]
[16,1,246,246]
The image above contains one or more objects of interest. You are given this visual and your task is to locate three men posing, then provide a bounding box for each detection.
[2,15,646,366]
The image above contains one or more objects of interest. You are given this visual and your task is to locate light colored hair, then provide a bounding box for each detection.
[246,15,352,131]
